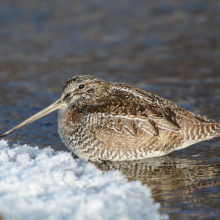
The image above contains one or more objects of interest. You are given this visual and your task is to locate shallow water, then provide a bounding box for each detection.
[0,0,220,219]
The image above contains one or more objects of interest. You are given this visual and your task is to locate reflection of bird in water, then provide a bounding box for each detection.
[1,75,220,161]
[92,156,220,203]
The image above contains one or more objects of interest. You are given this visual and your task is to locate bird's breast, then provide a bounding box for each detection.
[58,108,85,148]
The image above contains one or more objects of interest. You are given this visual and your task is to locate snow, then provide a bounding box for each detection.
[0,140,168,220]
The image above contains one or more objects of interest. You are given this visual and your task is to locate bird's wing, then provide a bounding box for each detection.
[81,96,181,149]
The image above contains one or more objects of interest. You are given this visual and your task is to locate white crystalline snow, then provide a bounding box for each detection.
[0,140,168,220]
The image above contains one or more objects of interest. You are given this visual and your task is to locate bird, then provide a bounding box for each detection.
[0,75,220,161]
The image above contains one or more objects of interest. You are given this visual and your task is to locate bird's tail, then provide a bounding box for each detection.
[217,121,220,136]
[212,122,220,137]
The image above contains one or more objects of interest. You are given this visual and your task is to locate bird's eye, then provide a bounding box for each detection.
[79,84,85,89]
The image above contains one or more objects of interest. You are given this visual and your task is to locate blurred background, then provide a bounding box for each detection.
[0,0,220,219]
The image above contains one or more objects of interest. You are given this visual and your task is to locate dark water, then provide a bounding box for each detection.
[0,0,220,219]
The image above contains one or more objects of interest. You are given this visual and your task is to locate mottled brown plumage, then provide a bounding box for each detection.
[1,75,220,161]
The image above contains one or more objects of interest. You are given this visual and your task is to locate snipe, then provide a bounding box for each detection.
[1,75,220,161]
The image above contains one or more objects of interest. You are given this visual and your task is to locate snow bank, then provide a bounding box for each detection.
[0,140,167,220]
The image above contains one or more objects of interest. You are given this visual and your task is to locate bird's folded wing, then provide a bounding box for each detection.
[82,96,181,148]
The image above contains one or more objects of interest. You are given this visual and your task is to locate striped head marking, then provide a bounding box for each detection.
[61,75,108,106]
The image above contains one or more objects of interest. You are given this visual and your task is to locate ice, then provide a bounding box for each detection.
[0,140,168,220]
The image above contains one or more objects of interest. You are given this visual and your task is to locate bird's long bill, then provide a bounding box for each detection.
[0,99,66,137]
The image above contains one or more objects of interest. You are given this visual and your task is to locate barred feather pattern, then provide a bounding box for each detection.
[58,76,220,161]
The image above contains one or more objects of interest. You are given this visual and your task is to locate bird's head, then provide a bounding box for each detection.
[61,75,107,107]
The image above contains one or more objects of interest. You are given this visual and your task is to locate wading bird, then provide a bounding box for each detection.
[1,75,220,161]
